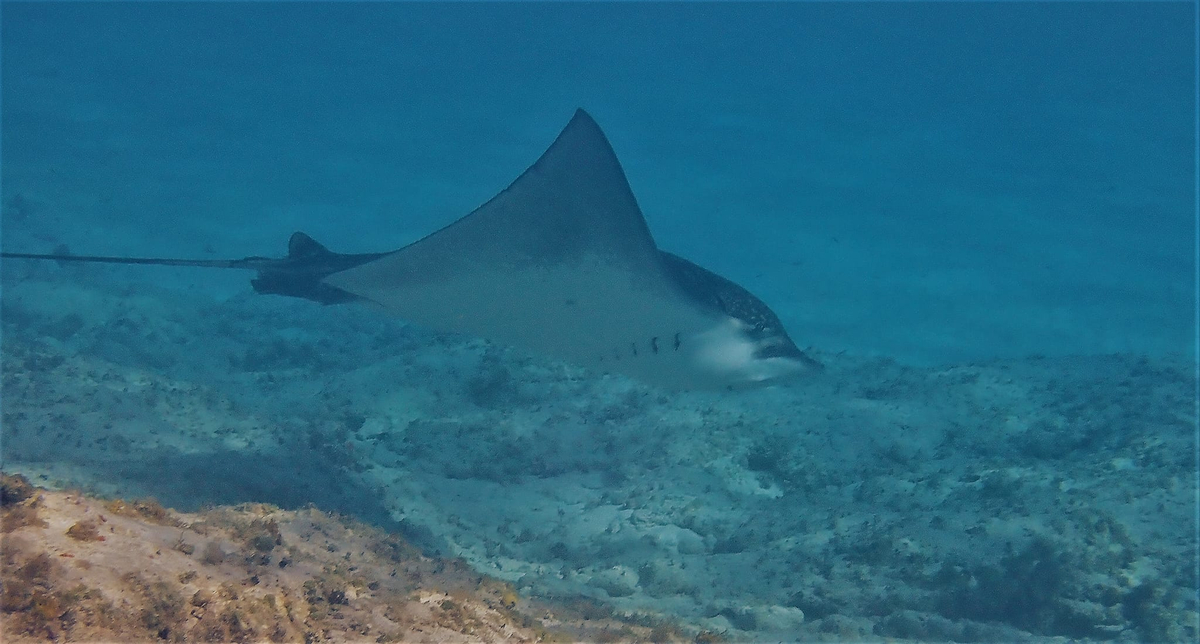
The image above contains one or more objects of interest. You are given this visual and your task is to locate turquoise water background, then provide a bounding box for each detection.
[4,2,1192,365]
[2,4,1196,641]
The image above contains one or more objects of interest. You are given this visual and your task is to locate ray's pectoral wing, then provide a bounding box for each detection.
[322,110,719,364]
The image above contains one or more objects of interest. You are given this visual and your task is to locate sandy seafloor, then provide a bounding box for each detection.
[1,2,1198,643]
[1,270,1197,642]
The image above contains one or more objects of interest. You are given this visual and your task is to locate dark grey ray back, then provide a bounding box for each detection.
[342,110,665,288]
[659,252,790,340]
[323,110,733,387]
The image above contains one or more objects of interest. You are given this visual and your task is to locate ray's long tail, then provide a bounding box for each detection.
[1,232,385,305]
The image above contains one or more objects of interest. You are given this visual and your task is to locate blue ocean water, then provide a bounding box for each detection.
[2,3,1196,642]
[3,2,1191,364]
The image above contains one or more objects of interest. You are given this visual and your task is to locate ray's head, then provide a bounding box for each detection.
[689,316,821,390]
[655,251,820,389]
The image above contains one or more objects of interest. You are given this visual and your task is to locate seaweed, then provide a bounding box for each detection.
[1123,580,1180,642]
[693,630,728,643]
[173,532,196,555]
[1,552,54,612]
[935,537,1100,638]
[0,472,36,506]
[105,497,179,526]
[368,532,422,564]
[465,357,520,408]
[200,541,226,566]
[1,499,46,533]
[787,589,838,621]
[0,551,68,638]
[225,514,284,548]
[0,474,46,533]
[647,621,687,643]
[594,626,635,643]
[66,519,103,542]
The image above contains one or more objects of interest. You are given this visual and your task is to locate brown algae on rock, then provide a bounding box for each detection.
[65,519,103,542]
[0,474,678,642]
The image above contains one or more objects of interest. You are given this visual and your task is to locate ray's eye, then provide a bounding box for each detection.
[742,322,776,342]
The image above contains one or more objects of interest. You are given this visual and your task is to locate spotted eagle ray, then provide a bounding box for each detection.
[2,109,819,389]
